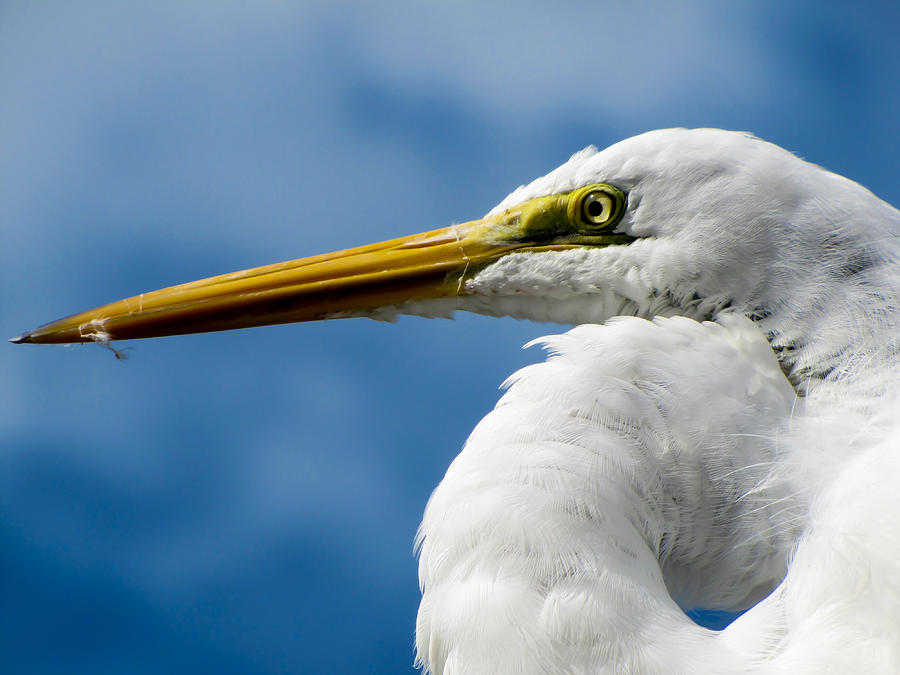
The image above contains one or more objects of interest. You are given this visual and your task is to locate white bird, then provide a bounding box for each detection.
[13,128,900,673]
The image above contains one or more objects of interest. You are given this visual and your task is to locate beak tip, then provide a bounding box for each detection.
[9,331,34,344]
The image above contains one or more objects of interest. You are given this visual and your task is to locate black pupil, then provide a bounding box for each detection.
[587,197,606,219]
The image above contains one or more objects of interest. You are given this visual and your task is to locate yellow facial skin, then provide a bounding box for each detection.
[12,185,630,345]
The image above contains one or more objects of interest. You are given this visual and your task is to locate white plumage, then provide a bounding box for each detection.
[17,128,900,673]
[416,315,797,672]
[413,129,900,673]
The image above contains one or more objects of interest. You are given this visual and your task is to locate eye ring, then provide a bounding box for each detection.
[570,184,626,232]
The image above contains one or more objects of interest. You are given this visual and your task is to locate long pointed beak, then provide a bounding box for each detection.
[11,218,557,345]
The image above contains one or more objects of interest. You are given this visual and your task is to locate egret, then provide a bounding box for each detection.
[13,128,900,673]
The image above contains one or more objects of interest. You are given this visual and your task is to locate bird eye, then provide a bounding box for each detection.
[572,184,626,232]
[582,191,613,224]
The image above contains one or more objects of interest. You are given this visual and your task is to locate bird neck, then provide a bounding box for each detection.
[416,317,796,673]
[416,432,729,672]
[747,195,900,395]
[754,263,900,398]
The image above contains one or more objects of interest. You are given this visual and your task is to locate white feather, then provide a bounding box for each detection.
[413,129,900,673]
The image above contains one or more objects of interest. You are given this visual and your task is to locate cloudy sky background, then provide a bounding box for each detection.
[3,1,899,672]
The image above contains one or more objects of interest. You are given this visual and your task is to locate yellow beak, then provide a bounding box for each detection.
[12,186,633,345]
[11,218,559,345]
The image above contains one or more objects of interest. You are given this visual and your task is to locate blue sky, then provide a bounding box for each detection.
[2,1,899,672]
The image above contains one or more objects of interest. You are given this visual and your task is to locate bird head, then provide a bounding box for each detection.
[13,129,897,351]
